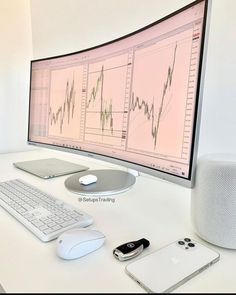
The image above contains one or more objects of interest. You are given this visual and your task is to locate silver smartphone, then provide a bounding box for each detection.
[125,237,220,293]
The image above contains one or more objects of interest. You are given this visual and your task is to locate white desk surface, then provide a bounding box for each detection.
[0,148,235,293]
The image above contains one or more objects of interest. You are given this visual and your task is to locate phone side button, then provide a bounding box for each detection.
[199,265,209,273]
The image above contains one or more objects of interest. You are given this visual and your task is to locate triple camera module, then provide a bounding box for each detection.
[178,238,195,249]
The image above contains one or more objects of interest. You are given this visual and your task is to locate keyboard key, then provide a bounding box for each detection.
[0,179,93,242]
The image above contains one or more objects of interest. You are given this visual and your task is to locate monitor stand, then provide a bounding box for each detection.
[64,169,136,196]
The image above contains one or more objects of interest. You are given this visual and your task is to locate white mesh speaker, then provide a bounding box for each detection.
[191,154,236,249]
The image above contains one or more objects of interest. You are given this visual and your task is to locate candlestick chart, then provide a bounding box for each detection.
[48,66,83,139]
[84,53,130,147]
[127,31,193,158]
[130,43,177,149]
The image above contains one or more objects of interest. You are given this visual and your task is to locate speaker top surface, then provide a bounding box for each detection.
[199,153,236,163]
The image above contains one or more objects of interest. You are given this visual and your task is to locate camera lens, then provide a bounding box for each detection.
[184,238,191,242]
[188,242,195,247]
[178,240,185,245]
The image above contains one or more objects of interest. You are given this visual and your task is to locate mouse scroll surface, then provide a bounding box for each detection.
[56,229,105,260]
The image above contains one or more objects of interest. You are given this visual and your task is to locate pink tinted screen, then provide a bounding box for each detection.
[29,0,206,180]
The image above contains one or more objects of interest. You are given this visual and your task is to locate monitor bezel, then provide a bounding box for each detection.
[27,0,211,188]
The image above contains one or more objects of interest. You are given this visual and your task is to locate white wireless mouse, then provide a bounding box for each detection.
[79,174,97,185]
[56,228,105,260]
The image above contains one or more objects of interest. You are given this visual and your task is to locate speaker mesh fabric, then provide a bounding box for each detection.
[191,154,236,249]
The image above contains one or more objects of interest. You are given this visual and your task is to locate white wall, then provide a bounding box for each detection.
[30,0,189,58]
[29,0,236,157]
[0,0,33,153]
[197,0,236,155]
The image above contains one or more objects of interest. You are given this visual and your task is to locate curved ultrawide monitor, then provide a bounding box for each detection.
[28,0,210,188]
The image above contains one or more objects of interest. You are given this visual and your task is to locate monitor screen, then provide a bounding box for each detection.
[28,0,210,191]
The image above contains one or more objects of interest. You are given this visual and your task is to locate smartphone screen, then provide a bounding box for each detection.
[125,238,220,293]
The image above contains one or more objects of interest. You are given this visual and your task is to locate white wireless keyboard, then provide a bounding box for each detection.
[0,179,93,242]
